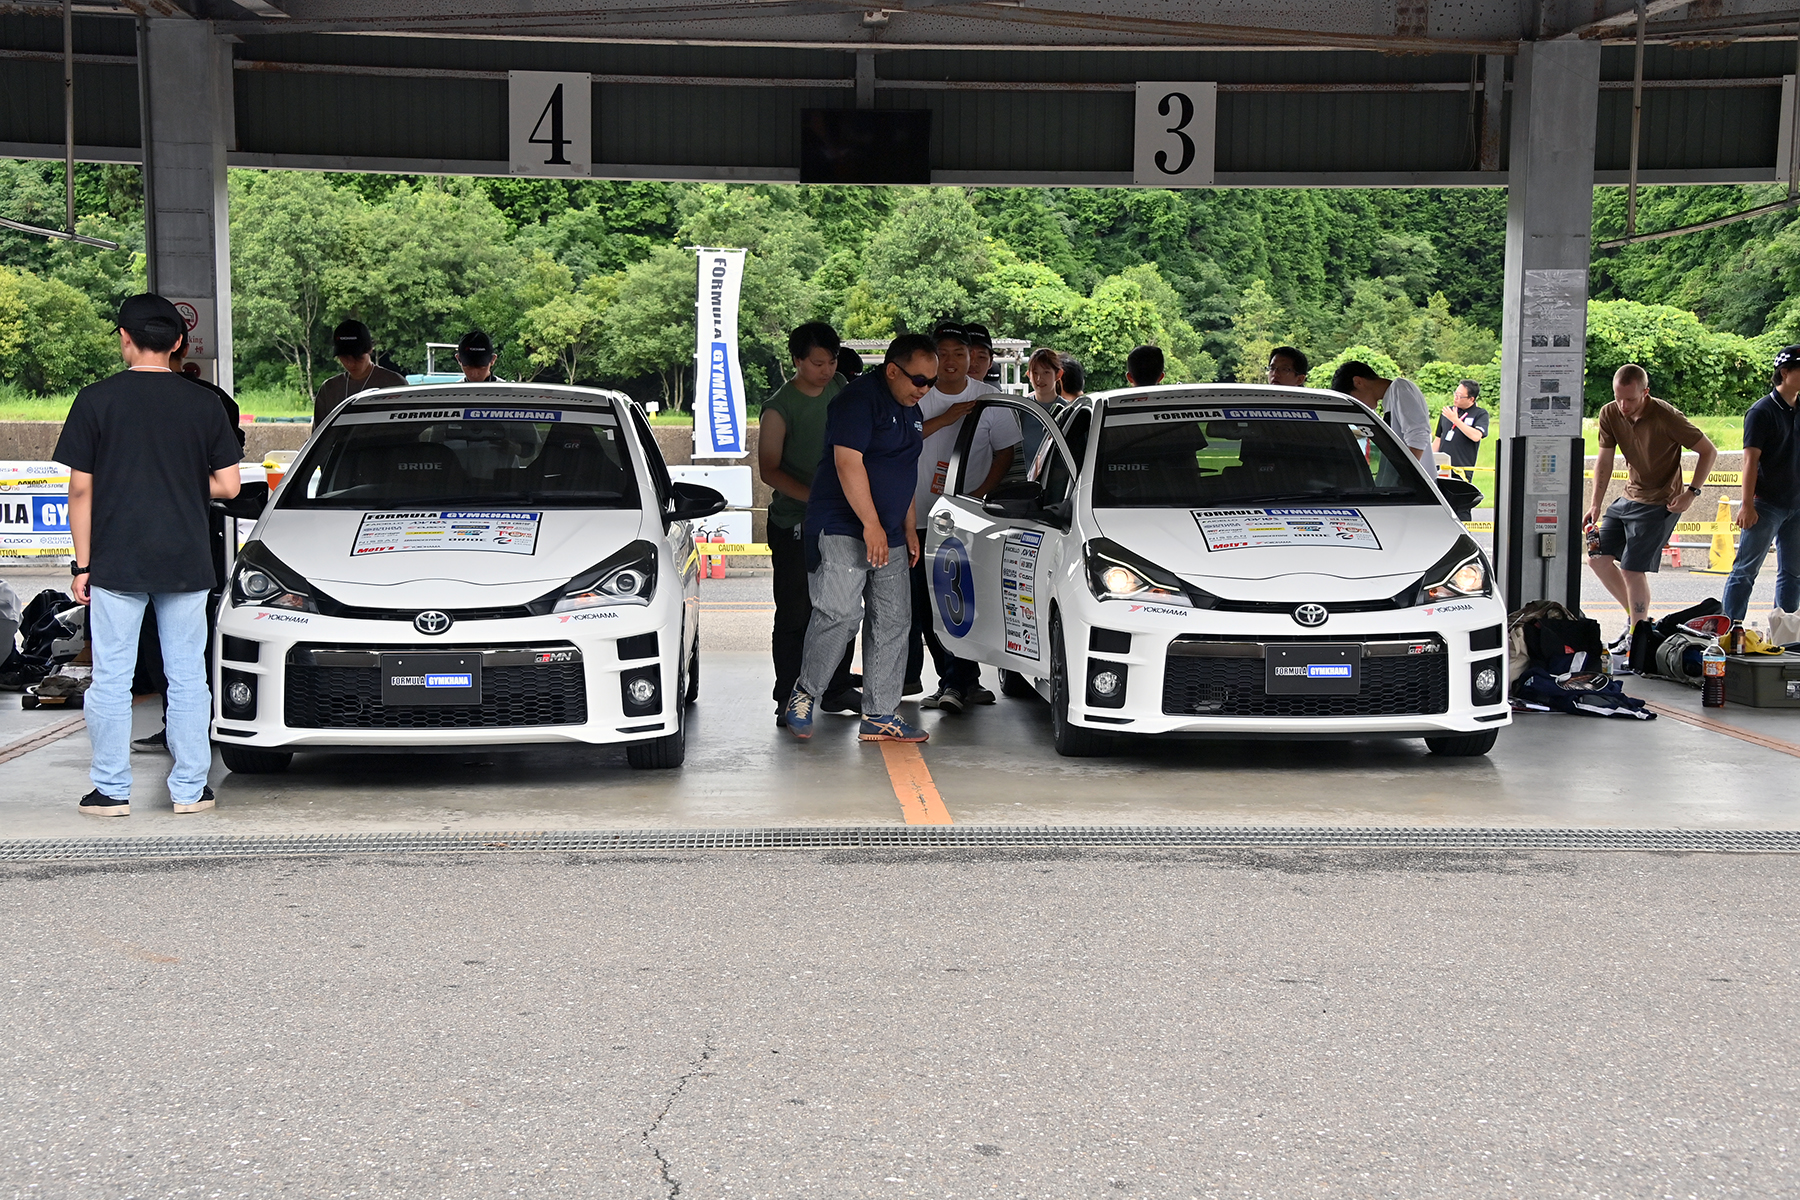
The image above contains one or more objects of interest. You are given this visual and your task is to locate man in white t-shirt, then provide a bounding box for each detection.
[1328,360,1431,462]
[907,324,1021,712]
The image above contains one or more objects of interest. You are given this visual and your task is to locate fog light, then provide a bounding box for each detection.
[1092,670,1121,697]
[226,681,254,710]
[626,677,657,705]
[1475,667,1498,696]
[220,668,257,720]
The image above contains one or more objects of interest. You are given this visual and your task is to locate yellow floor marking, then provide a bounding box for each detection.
[878,741,953,825]
[1639,700,1800,760]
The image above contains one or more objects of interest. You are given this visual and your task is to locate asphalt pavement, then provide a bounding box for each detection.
[3,849,1796,1198]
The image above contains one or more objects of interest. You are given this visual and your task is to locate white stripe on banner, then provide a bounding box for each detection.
[694,248,748,459]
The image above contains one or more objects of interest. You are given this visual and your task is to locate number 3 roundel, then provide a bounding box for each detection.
[933,538,976,638]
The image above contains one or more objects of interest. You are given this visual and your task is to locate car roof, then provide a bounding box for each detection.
[1092,383,1366,414]
[340,382,635,411]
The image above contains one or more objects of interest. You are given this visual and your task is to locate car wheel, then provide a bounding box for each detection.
[999,669,1039,700]
[1424,729,1498,757]
[684,632,700,707]
[626,713,686,769]
[219,744,292,774]
[1050,616,1111,758]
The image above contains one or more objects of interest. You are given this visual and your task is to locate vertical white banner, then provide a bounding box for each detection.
[1133,82,1216,187]
[509,71,592,177]
[694,248,749,459]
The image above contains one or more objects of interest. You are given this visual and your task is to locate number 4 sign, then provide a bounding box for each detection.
[509,71,592,177]
[1133,82,1216,187]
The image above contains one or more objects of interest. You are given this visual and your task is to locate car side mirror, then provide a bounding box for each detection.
[213,480,269,520]
[982,480,1047,520]
[669,481,728,522]
[1435,476,1483,512]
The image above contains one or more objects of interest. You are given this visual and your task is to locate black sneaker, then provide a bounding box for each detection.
[902,678,925,701]
[775,708,788,728]
[173,786,215,815]
[963,684,997,705]
[78,789,129,818]
[921,686,965,713]
[821,687,863,715]
[131,730,169,754]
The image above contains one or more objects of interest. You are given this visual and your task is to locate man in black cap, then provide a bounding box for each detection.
[54,294,243,818]
[456,330,501,383]
[313,319,407,426]
[965,323,999,386]
[1722,345,1800,622]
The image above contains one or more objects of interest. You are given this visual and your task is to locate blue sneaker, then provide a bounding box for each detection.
[858,714,928,743]
[783,689,817,740]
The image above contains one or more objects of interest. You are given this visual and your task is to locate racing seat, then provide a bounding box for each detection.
[335,440,468,499]
[525,426,628,497]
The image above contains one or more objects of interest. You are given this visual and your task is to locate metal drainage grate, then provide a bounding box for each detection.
[3,826,1800,862]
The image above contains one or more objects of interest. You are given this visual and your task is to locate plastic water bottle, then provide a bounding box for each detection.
[1702,642,1727,708]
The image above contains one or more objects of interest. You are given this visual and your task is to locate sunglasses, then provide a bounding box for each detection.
[899,372,939,389]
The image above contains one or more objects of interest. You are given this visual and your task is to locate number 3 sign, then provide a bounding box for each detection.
[509,71,592,177]
[1133,82,1216,187]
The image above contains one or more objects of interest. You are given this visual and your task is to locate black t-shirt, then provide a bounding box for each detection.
[1434,402,1490,468]
[1744,389,1800,507]
[54,368,245,593]
[183,372,245,450]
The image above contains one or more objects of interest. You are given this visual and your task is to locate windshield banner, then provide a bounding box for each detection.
[352,511,542,557]
[1194,507,1382,552]
[694,248,748,459]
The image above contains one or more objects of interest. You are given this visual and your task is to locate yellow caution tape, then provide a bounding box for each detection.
[1465,521,1494,533]
[0,547,74,557]
[0,476,69,488]
[697,542,770,556]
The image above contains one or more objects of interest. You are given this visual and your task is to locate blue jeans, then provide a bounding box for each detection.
[1721,500,1800,621]
[86,587,213,802]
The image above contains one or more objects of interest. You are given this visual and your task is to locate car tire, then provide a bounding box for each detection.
[1000,669,1039,700]
[1050,617,1111,758]
[1424,729,1498,757]
[626,713,686,769]
[219,744,292,774]
[684,633,700,707]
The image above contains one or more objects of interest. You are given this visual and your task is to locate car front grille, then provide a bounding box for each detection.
[1161,640,1449,718]
[283,642,588,730]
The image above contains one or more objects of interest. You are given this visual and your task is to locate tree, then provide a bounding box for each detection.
[597,246,696,410]
[863,187,991,331]
[676,184,823,385]
[972,247,1084,350]
[0,266,115,394]
[1227,279,1287,383]
[1371,232,1439,302]
[1066,274,1164,391]
[521,271,620,385]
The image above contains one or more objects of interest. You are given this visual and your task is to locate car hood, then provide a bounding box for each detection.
[1090,505,1464,603]
[254,507,650,609]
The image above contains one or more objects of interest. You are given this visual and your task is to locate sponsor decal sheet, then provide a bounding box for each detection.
[1001,530,1042,661]
[353,511,542,556]
[1192,508,1381,552]
[0,461,73,560]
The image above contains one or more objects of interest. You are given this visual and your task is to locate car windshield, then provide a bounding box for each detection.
[282,402,641,509]
[1092,401,1435,508]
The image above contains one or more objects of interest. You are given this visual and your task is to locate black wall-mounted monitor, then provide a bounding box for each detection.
[799,109,932,185]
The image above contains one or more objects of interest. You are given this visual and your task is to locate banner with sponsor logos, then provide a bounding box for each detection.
[693,248,748,459]
[0,462,73,562]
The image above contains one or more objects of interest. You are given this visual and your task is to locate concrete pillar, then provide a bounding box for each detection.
[1495,39,1600,613]
[139,18,234,390]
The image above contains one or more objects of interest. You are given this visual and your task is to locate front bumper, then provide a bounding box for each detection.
[210,600,682,750]
[1053,592,1512,738]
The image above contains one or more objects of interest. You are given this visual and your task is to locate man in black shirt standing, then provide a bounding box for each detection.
[55,294,244,817]
[1722,345,1800,622]
[1432,379,1490,478]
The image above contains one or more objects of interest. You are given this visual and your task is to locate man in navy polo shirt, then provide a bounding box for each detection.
[785,333,936,744]
[1722,345,1800,622]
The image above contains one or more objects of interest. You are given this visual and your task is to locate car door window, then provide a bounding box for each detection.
[628,405,671,512]
[951,400,1076,522]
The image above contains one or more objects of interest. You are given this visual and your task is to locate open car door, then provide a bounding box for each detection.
[922,397,1080,679]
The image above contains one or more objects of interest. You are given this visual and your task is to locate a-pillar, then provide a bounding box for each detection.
[1495,39,1600,612]
[138,18,234,390]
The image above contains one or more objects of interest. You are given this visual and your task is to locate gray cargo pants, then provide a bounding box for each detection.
[799,533,911,717]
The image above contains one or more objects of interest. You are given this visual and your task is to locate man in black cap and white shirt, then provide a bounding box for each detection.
[55,293,244,817]
[456,330,501,383]
[312,319,407,425]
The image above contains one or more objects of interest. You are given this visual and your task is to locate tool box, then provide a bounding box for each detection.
[1724,652,1800,708]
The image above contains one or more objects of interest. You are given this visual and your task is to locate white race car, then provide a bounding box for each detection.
[211,384,725,773]
[925,385,1510,757]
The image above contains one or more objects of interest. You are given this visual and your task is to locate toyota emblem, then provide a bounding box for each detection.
[1292,603,1329,628]
[414,610,453,635]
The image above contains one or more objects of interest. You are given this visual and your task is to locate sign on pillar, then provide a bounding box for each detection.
[509,71,592,177]
[1512,269,1586,439]
[1133,83,1216,187]
[168,298,214,360]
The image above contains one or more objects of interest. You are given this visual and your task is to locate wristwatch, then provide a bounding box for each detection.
[70,563,89,576]
[1687,484,1703,496]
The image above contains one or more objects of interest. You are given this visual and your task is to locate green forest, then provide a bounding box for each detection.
[1,159,1797,416]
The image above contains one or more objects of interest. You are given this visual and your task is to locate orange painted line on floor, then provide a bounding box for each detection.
[1640,699,1800,760]
[878,741,953,825]
[0,714,87,766]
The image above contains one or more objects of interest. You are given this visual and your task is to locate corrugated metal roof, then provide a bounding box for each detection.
[0,15,139,148]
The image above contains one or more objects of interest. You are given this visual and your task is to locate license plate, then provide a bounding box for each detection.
[380,653,482,706]
[1265,644,1361,695]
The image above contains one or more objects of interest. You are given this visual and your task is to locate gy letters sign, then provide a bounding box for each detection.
[1133,83,1217,187]
[509,71,592,177]
[694,249,748,459]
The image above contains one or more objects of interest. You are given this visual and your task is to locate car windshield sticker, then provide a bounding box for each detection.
[1193,507,1382,551]
[351,510,542,556]
[1001,530,1042,661]
[1105,406,1373,427]
[331,407,617,427]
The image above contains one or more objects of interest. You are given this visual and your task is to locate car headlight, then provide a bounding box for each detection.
[1412,535,1492,604]
[230,545,319,612]
[1084,538,1207,607]
[543,540,660,613]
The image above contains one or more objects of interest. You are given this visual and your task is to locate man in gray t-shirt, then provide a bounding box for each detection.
[312,319,406,426]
